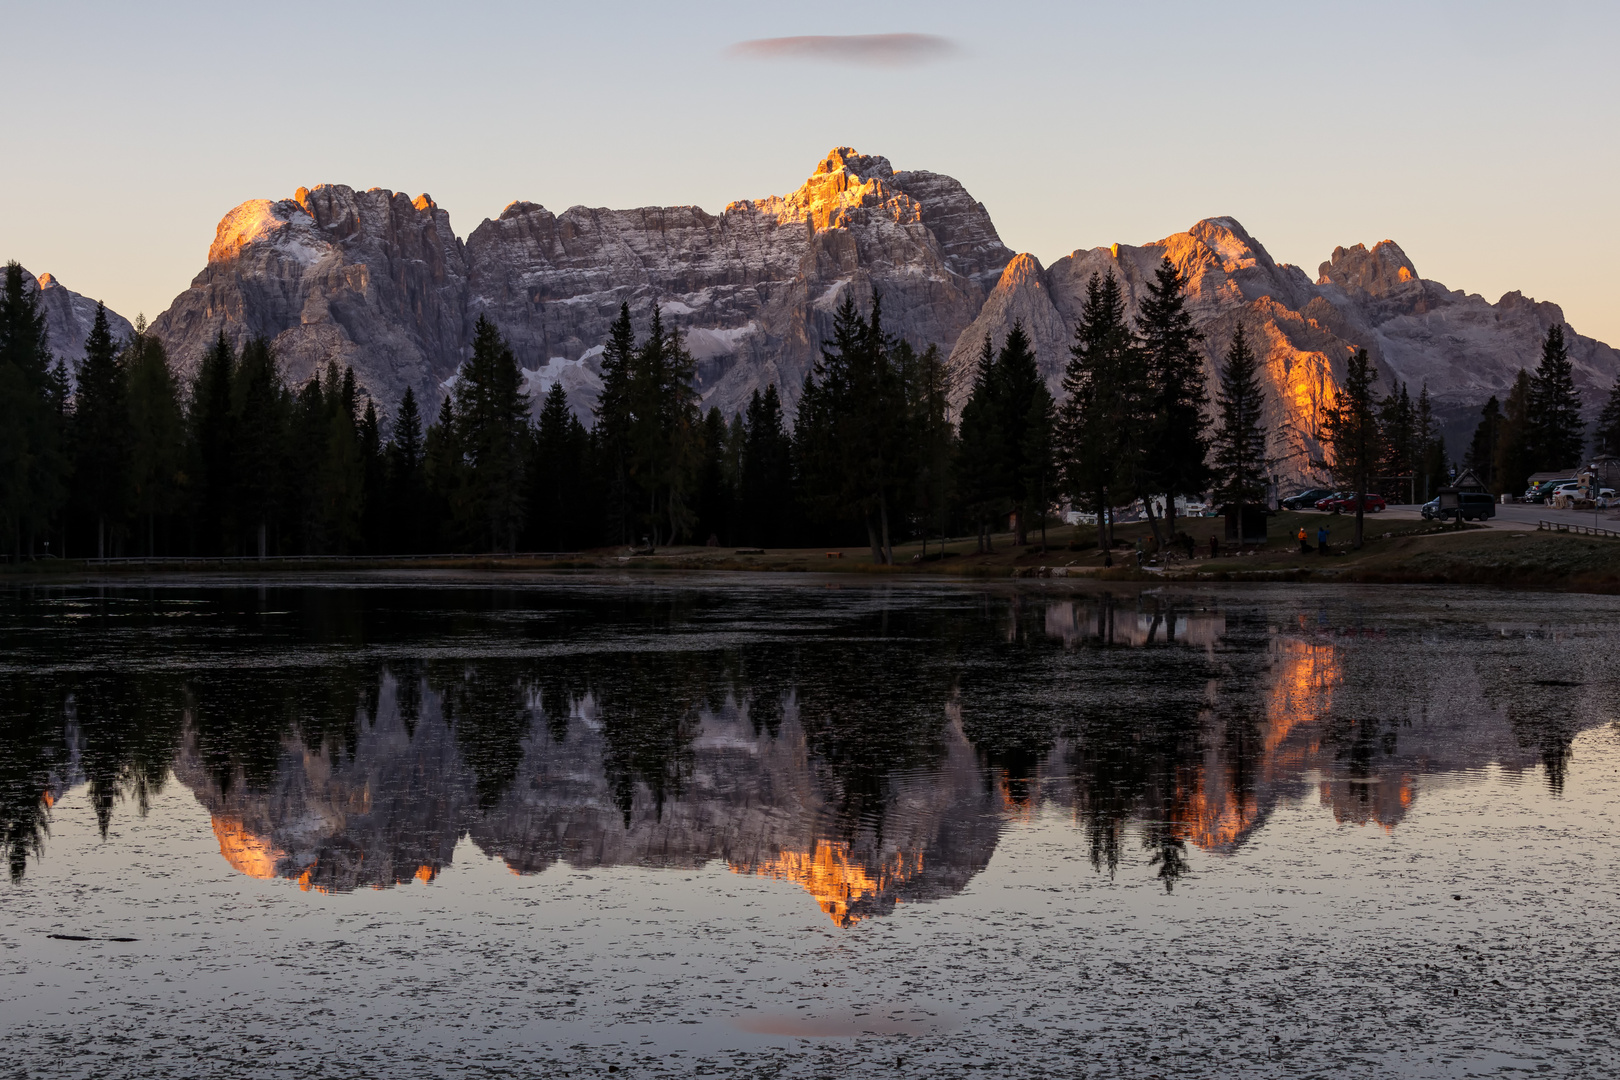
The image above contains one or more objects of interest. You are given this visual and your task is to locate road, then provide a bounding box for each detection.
[1304,502,1620,532]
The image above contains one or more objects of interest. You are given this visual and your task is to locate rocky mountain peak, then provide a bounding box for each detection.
[14,267,135,378]
[813,147,894,181]
[1318,240,1420,298]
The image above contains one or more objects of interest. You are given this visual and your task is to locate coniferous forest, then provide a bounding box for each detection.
[0,258,1596,562]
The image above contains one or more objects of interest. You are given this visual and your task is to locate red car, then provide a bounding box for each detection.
[1314,492,1386,513]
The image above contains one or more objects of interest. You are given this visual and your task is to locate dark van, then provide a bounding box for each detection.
[1421,492,1496,521]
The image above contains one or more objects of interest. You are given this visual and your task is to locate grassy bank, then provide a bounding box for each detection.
[8,509,1620,592]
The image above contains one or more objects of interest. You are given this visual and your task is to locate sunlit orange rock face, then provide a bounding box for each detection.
[736,841,925,927]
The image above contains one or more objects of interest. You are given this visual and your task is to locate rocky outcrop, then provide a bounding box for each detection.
[147,186,469,410]
[16,267,135,383]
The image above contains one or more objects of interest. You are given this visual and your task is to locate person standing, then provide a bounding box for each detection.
[1317,524,1329,554]
[1297,525,1309,553]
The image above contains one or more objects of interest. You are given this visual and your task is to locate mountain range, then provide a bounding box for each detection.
[20,147,1619,478]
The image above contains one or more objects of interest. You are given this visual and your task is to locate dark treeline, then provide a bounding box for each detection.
[0,256,1603,562]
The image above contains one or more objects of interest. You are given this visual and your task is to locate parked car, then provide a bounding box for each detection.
[1316,493,1386,513]
[1549,482,1617,500]
[1421,493,1496,521]
[1282,488,1336,511]
[1526,478,1576,504]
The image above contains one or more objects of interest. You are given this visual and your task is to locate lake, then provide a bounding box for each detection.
[3,575,1618,1079]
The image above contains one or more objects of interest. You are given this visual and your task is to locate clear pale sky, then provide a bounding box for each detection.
[4,1,1617,342]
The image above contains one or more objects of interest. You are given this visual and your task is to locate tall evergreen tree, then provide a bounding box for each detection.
[0,263,67,558]
[1416,384,1447,500]
[1376,381,1416,502]
[230,336,285,557]
[594,304,637,546]
[693,405,730,546]
[70,302,131,557]
[908,343,954,556]
[1210,322,1269,532]
[384,387,426,552]
[994,323,1054,548]
[1594,381,1620,459]
[740,384,792,547]
[1135,255,1210,543]
[1528,324,1583,469]
[123,321,184,556]
[1321,347,1381,550]
[955,334,1008,552]
[188,332,236,553]
[1466,395,1503,492]
[1495,370,1534,496]
[457,316,529,551]
[359,398,385,553]
[626,309,700,547]
[1056,271,1139,556]
[528,380,589,551]
[423,393,465,550]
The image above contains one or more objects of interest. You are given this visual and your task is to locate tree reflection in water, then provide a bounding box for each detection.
[1,584,1616,922]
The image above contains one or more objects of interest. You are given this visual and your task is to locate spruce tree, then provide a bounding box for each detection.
[359,399,385,553]
[1056,271,1138,555]
[955,334,1008,552]
[694,405,729,547]
[1528,324,1583,470]
[124,322,184,555]
[1594,381,1620,458]
[423,394,465,550]
[231,337,285,557]
[1211,323,1270,516]
[740,384,792,547]
[594,304,637,545]
[1321,347,1380,549]
[385,387,426,553]
[70,302,131,557]
[1466,396,1503,492]
[318,362,364,554]
[529,380,583,551]
[1135,255,1210,543]
[1416,384,1447,500]
[1376,382,1416,502]
[457,316,529,552]
[0,262,67,558]
[188,332,236,553]
[1495,370,1534,496]
[908,343,954,557]
[994,322,1053,547]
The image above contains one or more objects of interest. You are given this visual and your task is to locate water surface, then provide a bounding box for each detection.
[3,576,1618,1078]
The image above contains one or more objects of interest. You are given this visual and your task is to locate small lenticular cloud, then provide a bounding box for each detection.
[727,33,956,67]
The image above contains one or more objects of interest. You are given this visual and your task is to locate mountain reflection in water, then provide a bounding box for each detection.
[1,583,1610,924]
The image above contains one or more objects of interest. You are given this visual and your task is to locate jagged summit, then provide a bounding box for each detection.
[11,266,135,381]
[113,151,1617,483]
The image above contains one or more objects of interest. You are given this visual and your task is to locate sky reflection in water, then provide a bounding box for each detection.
[2,579,1618,1078]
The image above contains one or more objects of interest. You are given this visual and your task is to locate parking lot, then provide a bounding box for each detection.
[1306,501,1620,532]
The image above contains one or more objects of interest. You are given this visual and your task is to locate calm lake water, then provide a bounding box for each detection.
[3,575,1618,1079]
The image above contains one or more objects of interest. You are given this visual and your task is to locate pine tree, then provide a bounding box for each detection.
[457,316,529,551]
[529,380,585,551]
[359,398,385,553]
[1376,382,1416,502]
[1495,370,1534,497]
[955,334,1008,552]
[1528,324,1583,470]
[423,393,465,550]
[1466,396,1503,492]
[694,405,729,547]
[908,343,954,557]
[740,384,792,547]
[1056,271,1139,556]
[1321,347,1380,549]
[1135,255,1210,544]
[1594,381,1620,458]
[318,362,364,554]
[70,302,131,557]
[1211,322,1269,512]
[1416,384,1447,500]
[0,263,67,558]
[994,322,1054,547]
[230,336,285,557]
[188,332,236,553]
[124,322,184,556]
[594,304,637,545]
[385,387,426,553]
